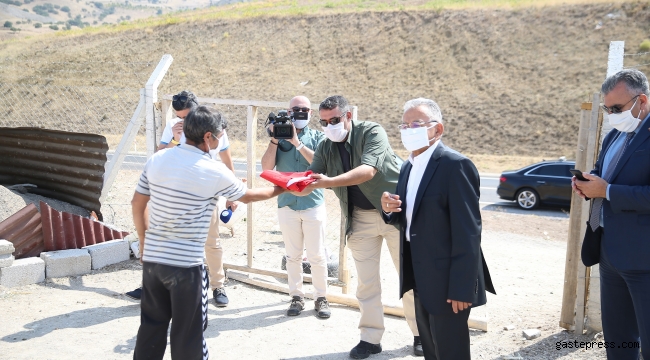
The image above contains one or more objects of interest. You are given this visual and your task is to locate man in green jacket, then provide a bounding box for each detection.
[300,95,421,359]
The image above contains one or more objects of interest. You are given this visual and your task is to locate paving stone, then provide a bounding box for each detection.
[0,253,14,268]
[0,257,45,288]
[40,249,91,278]
[83,239,130,270]
[0,239,15,255]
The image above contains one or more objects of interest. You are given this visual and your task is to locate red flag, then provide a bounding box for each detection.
[260,170,316,192]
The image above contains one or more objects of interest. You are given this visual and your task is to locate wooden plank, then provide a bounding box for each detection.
[560,100,592,330]
[222,263,342,285]
[101,89,146,203]
[145,54,173,158]
[581,103,592,111]
[575,93,603,334]
[246,105,258,268]
[227,270,488,331]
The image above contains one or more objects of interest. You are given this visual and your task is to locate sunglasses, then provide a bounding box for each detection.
[291,107,310,113]
[398,120,437,130]
[319,115,345,127]
[602,95,639,114]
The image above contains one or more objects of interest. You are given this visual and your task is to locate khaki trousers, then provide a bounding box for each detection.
[277,204,328,298]
[347,207,418,344]
[205,207,225,290]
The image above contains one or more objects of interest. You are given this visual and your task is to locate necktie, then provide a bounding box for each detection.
[589,132,635,231]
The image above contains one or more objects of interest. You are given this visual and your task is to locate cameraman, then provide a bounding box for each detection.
[261,96,330,319]
[126,90,237,308]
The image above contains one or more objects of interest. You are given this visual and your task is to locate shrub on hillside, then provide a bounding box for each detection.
[3,21,12,28]
[10,27,20,32]
[0,0,22,6]
[22,8,28,11]
[34,22,42,28]
[61,5,70,12]
[49,24,58,30]
[23,0,34,3]
[640,39,650,52]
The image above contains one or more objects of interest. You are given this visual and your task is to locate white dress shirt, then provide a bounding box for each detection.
[405,140,440,241]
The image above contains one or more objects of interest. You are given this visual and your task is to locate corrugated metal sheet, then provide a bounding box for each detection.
[0,203,44,259]
[40,201,128,251]
[0,127,108,220]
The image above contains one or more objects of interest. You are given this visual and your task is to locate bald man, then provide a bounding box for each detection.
[261,96,330,318]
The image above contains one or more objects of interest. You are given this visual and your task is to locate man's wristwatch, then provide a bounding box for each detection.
[295,142,305,151]
[171,138,180,145]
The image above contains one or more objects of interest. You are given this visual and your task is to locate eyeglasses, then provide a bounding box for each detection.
[319,115,345,127]
[398,120,437,130]
[291,107,310,113]
[602,95,640,114]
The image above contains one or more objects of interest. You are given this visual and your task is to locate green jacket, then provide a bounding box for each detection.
[309,120,403,234]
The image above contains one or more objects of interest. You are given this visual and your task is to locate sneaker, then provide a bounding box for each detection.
[213,288,229,307]
[287,295,304,316]
[125,287,142,300]
[314,297,331,319]
[349,340,382,359]
[413,336,424,357]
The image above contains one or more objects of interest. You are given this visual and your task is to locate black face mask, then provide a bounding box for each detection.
[278,140,293,152]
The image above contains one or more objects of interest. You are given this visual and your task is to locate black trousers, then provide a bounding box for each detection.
[134,262,209,360]
[600,250,650,360]
[414,290,471,360]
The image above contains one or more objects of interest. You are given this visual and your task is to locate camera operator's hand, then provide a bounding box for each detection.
[288,123,300,147]
[172,121,183,142]
[266,124,278,142]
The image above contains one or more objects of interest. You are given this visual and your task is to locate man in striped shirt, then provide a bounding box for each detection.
[131,106,285,360]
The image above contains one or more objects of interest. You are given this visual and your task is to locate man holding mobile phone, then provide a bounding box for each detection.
[572,68,650,360]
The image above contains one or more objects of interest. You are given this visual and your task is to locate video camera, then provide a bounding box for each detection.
[266,110,294,139]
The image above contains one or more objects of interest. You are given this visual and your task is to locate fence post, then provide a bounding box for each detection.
[601,41,625,142]
[160,98,173,144]
[101,88,146,204]
[145,54,173,158]
[246,105,258,268]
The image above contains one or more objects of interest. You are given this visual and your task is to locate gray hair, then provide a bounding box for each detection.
[183,106,227,145]
[602,69,650,97]
[403,98,443,123]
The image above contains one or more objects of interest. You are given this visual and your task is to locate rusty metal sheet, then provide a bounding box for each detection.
[0,127,108,220]
[40,201,128,251]
[0,203,44,259]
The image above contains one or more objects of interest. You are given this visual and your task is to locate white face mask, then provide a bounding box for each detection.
[293,114,310,130]
[323,122,349,142]
[608,97,642,133]
[401,125,435,152]
[208,136,220,159]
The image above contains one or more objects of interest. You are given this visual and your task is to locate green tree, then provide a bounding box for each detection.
[4,21,12,28]
[34,22,42,28]
[61,5,70,12]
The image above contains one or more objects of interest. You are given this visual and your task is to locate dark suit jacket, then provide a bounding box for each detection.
[588,118,650,271]
[383,142,495,316]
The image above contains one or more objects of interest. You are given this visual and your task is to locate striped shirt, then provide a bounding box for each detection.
[135,144,246,267]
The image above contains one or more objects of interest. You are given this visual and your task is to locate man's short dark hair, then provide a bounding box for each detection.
[184,106,227,145]
[602,69,650,97]
[319,95,350,114]
[172,90,198,111]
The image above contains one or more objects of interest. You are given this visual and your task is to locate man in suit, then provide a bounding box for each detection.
[573,68,650,360]
[381,98,495,360]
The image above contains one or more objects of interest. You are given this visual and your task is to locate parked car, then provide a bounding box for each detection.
[497,158,575,210]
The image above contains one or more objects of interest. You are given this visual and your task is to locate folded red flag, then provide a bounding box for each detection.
[260,170,316,192]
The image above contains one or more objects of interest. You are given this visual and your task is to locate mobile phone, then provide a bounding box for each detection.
[570,169,589,181]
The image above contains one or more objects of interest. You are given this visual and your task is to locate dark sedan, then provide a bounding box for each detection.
[497,159,575,210]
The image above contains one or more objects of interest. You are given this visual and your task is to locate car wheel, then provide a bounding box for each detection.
[516,188,540,210]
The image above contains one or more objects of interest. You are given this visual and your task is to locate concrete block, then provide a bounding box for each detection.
[0,257,45,288]
[84,239,130,270]
[0,239,15,255]
[0,253,14,268]
[40,249,91,278]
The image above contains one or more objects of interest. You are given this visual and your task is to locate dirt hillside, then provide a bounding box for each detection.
[1,2,650,156]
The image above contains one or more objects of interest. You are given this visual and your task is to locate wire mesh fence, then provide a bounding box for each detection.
[0,58,156,230]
